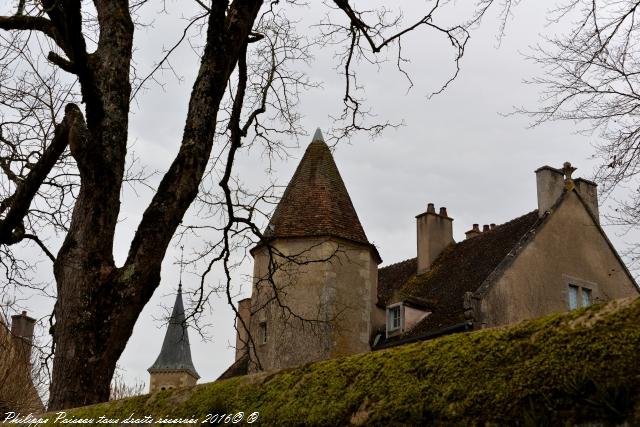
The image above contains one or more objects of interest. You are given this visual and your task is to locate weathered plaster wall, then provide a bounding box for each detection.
[247,237,378,373]
[479,191,639,328]
[234,299,251,361]
[404,306,430,331]
[416,209,453,274]
[148,371,197,393]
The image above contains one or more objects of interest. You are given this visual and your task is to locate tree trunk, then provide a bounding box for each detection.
[47,0,264,410]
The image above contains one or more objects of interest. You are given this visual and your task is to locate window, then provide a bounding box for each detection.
[568,284,593,310]
[259,322,267,344]
[387,305,402,332]
[568,285,578,310]
[582,288,592,307]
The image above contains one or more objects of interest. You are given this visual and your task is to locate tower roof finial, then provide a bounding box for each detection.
[312,127,324,142]
[178,246,184,291]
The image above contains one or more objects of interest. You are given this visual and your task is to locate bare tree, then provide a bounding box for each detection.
[0,0,508,410]
[521,1,640,265]
[109,365,145,401]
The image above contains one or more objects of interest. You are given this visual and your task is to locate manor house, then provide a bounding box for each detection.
[218,129,640,377]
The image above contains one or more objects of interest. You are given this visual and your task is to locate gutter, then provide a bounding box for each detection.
[372,322,470,351]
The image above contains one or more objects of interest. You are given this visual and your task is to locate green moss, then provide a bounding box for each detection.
[50,297,640,426]
[398,243,455,302]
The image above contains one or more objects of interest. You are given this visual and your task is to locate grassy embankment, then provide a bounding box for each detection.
[48,297,640,426]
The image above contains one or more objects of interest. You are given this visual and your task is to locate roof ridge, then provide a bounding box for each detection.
[380,257,417,270]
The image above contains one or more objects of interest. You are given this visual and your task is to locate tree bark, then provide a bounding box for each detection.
[47,0,263,410]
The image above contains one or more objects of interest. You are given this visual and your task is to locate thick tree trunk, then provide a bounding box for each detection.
[47,0,264,411]
[47,0,134,410]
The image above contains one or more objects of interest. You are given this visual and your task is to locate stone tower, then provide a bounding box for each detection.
[237,129,382,373]
[148,284,200,392]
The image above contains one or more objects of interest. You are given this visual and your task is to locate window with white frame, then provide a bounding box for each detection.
[387,305,402,333]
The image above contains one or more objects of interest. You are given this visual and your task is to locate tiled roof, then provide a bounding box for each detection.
[148,286,200,379]
[377,210,540,344]
[377,257,417,307]
[263,130,371,248]
[217,354,249,380]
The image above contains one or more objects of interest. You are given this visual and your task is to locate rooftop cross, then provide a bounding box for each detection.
[177,246,184,291]
[562,161,576,181]
[562,161,577,190]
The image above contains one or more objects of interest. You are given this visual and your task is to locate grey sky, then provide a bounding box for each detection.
[5,1,626,389]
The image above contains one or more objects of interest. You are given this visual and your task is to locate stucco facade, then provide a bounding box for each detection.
[476,191,638,328]
[245,237,378,372]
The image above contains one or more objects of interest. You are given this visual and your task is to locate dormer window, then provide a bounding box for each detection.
[387,304,402,335]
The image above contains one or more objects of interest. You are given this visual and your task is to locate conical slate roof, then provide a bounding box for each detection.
[264,129,375,253]
[148,285,199,379]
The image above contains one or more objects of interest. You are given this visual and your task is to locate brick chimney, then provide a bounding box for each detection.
[11,311,35,359]
[535,165,564,217]
[416,203,454,274]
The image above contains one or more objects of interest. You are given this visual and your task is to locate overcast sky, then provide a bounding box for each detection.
[6,1,631,390]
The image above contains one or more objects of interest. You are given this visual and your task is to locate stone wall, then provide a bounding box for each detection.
[247,236,378,372]
[148,371,197,393]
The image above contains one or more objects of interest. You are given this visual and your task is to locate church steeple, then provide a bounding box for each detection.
[148,252,199,392]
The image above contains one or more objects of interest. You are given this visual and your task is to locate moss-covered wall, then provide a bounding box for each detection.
[42,297,640,426]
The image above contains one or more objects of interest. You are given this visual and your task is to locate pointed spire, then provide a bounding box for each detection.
[312,127,324,142]
[262,129,379,262]
[148,284,199,379]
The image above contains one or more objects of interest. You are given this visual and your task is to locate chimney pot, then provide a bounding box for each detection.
[439,207,448,217]
[427,203,435,213]
[465,224,482,240]
[483,224,490,232]
[490,223,496,230]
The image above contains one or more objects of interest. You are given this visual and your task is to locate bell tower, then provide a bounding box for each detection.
[148,253,200,392]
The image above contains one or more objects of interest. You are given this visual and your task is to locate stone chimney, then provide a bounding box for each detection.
[416,203,454,274]
[234,298,252,361]
[536,162,600,223]
[465,224,481,240]
[574,177,599,223]
[535,165,565,217]
[11,311,35,359]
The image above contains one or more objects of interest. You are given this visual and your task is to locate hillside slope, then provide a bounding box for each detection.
[52,297,640,426]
